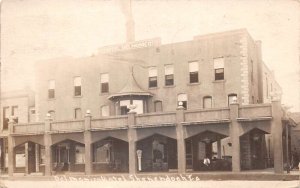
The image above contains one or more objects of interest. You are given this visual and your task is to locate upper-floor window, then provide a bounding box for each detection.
[178,93,188,109]
[148,67,158,88]
[74,108,82,119]
[74,77,82,96]
[101,105,110,117]
[48,80,55,99]
[189,61,199,83]
[154,100,163,112]
[100,73,109,93]
[2,107,9,130]
[164,65,174,86]
[11,106,19,123]
[228,94,238,106]
[214,58,224,80]
[203,96,212,109]
[120,100,130,115]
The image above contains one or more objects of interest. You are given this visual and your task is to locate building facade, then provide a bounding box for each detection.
[0,29,293,176]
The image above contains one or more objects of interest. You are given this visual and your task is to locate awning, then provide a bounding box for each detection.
[108,72,153,100]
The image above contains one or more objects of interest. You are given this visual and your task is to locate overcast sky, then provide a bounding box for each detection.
[1,0,299,111]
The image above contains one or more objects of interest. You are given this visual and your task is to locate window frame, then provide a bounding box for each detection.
[100,73,109,93]
[188,61,199,84]
[203,96,212,109]
[74,77,82,97]
[164,65,174,86]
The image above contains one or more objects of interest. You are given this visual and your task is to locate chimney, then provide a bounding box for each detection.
[119,0,135,42]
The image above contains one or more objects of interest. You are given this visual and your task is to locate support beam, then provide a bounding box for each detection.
[44,116,52,176]
[35,144,40,172]
[8,118,15,176]
[84,110,92,175]
[176,106,186,173]
[217,139,222,159]
[127,111,137,174]
[25,143,29,175]
[229,102,241,172]
[271,100,284,173]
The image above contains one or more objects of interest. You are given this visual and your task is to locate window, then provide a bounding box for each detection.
[120,100,130,115]
[203,96,212,108]
[178,94,188,109]
[228,94,238,106]
[189,61,199,83]
[74,77,81,96]
[132,100,144,114]
[75,145,85,164]
[48,80,55,99]
[94,140,113,163]
[214,58,224,80]
[74,108,82,119]
[11,106,18,123]
[154,101,163,112]
[3,107,9,130]
[101,105,110,117]
[148,67,158,88]
[164,65,174,86]
[100,73,109,93]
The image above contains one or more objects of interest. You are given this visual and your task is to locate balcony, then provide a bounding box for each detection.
[10,103,274,135]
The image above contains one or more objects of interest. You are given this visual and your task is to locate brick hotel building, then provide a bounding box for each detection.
[0,29,296,176]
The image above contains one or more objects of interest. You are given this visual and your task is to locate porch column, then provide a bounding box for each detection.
[176,105,186,173]
[127,111,137,174]
[229,102,241,172]
[217,139,222,159]
[84,110,92,175]
[271,100,284,173]
[25,143,29,175]
[35,144,40,172]
[44,115,52,176]
[8,117,15,176]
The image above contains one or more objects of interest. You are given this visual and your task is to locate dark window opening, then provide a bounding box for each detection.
[189,72,198,83]
[215,68,224,80]
[3,107,9,130]
[48,89,55,99]
[165,75,174,86]
[101,83,109,93]
[74,86,81,96]
[120,106,130,115]
[178,101,187,109]
[149,77,157,88]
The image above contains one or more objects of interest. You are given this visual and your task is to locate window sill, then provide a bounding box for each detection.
[73,95,83,98]
[47,98,56,101]
[213,80,226,83]
[187,82,200,86]
[164,85,176,88]
[99,92,109,96]
[148,87,159,90]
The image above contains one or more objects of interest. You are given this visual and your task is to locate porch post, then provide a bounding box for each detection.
[84,110,92,175]
[8,117,15,176]
[229,102,241,172]
[271,100,284,173]
[176,105,186,173]
[44,115,52,176]
[25,143,29,175]
[127,111,137,174]
[35,144,40,172]
[217,139,222,159]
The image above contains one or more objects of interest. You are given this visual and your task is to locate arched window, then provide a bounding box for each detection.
[177,94,188,109]
[228,94,238,106]
[203,96,212,108]
[154,100,163,112]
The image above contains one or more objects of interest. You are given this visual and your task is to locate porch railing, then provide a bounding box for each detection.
[91,116,128,130]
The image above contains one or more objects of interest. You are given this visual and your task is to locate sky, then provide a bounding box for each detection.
[1,0,300,111]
